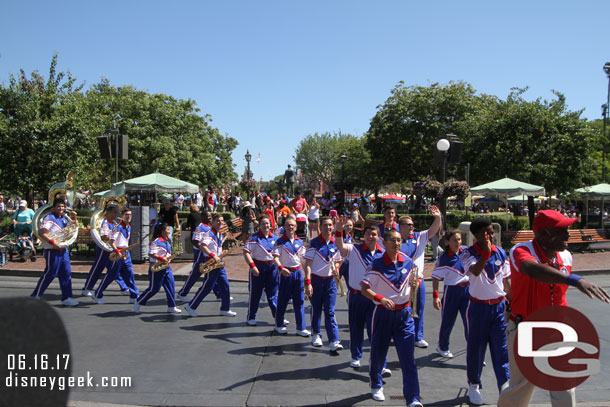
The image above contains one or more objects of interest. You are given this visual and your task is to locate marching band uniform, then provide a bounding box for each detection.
[376,220,399,248]
[362,253,421,405]
[431,245,470,355]
[401,230,430,346]
[134,236,178,312]
[272,234,307,334]
[338,232,352,287]
[177,221,211,301]
[93,220,139,301]
[244,231,279,323]
[339,232,384,365]
[304,235,342,348]
[185,227,233,316]
[82,216,128,295]
[31,212,77,305]
[462,242,510,397]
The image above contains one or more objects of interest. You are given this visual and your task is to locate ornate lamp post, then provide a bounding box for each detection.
[603,62,610,182]
[436,138,450,226]
[245,150,252,198]
[340,153,347,212]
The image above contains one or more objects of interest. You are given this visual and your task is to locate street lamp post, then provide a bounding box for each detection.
[436,138,450,228]
[245,150,252,198]
[603,62,610,183]
[340,153,347,212]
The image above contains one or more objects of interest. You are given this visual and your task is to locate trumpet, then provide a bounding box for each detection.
[331,260,346,297]
[109,242,140,262]
[410,266,420,318]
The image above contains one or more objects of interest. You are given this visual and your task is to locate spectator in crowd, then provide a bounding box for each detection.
[12,200,36,237]
[159,198,180,239]
[176,193,185,210]
[0,195,5,212]
[185,204,202,233]
[307,197,320,238]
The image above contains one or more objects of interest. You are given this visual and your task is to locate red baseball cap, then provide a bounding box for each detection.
[532,210,578,232]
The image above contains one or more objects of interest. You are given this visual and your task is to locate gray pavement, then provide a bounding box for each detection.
[0,275,609,406]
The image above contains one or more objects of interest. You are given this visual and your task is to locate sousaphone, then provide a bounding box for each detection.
[32,172,79,248]
[89,189,127,252]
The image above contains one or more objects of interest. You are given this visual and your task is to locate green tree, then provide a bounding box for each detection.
[365,81,484,185]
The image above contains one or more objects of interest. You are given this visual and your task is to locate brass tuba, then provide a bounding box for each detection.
[32,172,80,248]
[89,190,127,252]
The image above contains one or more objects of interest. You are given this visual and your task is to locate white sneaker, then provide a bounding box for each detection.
[91,295,105,304]
[61,298,79,307]
[469,383,483,405]
[408,402,423,407]
[414,339,429,348]
[436,346,454,358]
[167,306,182,314]
[81,289,93,297]
[296,329,311,337]
[349,359,361,368]
[220,310,237,317]
[381,368,392,377]
[133,302,141,314]
[184,304,199,317]
[128,298,136,304]
[247,319,257,326]
[311,334,323,347]
[177,294,191,303]
[329,341,343,352]
[275,326,288,334]
[283,319,290,325]
[371,387,385,402]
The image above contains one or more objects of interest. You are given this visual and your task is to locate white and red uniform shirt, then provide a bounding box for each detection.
[149,237,170,264]
[244,231,277,262]
[272,235,306,269]
[361,253,416,306]
[342,241,384,291]
[192,222,211,248]
[509,239,571,319]
[201,228,224,257]
[431,246,469,286]
[304,235,341,277]
[112,221,130,249]
[462,243,510,301]
[400,230,430,278]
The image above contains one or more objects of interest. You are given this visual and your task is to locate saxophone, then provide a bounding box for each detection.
[199,249,231,274]
[109,242,140,262]
[410,266,420,318]
[151,252,181,272]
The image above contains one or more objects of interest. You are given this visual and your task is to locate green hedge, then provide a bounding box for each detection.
[366,212,531,231]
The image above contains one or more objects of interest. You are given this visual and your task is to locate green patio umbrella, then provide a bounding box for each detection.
[574,183,610,227]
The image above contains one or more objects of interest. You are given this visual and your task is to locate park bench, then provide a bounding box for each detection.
[71,228,95,254]
[222,218,243,249]
[507,229,609,253]
[353,218,381,241]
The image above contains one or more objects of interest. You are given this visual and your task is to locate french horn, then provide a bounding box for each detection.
[89,191,127,252]
[32,172,80,248]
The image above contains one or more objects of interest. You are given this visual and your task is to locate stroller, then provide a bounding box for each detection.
[295,213,308,242]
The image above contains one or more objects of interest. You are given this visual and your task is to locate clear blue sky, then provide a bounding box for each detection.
[2,1,609,182]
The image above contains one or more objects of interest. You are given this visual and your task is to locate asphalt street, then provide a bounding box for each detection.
[0,274,609,407]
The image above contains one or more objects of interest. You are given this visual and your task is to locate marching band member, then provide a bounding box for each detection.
[92,208,139,304]
[398,205,442,349]
[272,217,310,336]
[430,229,469,358]
[335,217,386,371]
[243,215,279,326]
[377,206,398,248]
[133,222,181,314]
[304,216,343,352]
[361,228,422,406]
[31,198,79,306]
[183,214,235,317]
[81,204,128,297]
[462,218,510,405]
[177,211,212,302]
[337,218,353,287]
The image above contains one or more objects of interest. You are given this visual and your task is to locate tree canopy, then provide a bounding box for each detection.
[0,55,237,200]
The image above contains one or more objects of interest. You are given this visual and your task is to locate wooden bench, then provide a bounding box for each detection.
[353,218,381,241]
[71,228,96,254]
[507,229,609,252]
[222,218,243,249]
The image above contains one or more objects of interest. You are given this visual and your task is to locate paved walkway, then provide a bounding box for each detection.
[2,246,610,282]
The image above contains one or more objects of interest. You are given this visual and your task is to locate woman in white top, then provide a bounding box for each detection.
[307,197,320,239]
